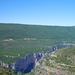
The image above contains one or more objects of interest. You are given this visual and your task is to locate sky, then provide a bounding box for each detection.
[0,0,75,26]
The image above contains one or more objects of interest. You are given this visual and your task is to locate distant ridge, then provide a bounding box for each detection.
[0,23,74,26]
[0,23,75,40]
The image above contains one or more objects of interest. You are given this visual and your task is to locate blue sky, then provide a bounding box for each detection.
[0,0,75,26]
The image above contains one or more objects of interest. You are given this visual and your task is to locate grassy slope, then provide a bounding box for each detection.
[0,23,75,63]
[0,66,15,75]
[28,46,75,75]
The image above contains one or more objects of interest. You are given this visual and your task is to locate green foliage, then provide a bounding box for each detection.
[55,47,75,65]
[0,66,15,75]
[44,46,75,75]
[0,23,75,64]
[0,23,75,40]
[25,72,35,75]
[0,39,52,63]
[54,55,72,65]
[68,66,75,72]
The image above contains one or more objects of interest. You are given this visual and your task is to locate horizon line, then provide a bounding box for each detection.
[0,22,75,27]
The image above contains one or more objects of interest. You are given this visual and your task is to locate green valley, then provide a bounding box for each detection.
[0,23,75,63]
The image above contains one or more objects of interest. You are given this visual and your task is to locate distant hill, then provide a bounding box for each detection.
[0,23,75,40]
[29,46,75,75]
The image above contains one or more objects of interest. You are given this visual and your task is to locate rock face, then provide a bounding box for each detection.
[14,46,57,74]
[14,53,43,74]
[15,53,35,74]
[0,46,57,74]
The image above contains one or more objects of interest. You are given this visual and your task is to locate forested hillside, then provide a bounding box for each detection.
[0,23,75,63]
[0,23,75,40]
